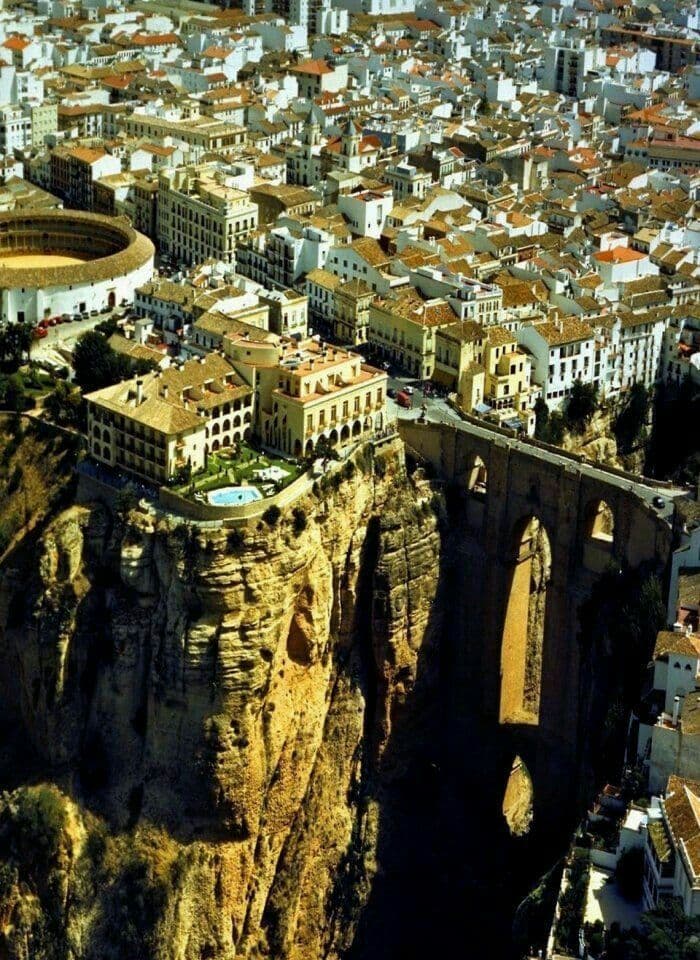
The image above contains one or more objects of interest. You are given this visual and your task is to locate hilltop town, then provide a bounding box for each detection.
[0,0,694,481]
[0,0,699,957]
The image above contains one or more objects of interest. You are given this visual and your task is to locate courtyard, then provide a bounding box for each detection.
[174,440,304,503]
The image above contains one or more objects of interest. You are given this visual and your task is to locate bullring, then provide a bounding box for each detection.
[0,210,155,324]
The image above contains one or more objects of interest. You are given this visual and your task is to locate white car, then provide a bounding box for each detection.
[404,385,414,395]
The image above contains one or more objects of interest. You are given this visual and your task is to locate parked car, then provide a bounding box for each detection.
[404,385,414,395]
[396,390,412,409]
[90,309,99,316]
[653,495,666,509]
[387,387,397,399]
[32,327,48,339]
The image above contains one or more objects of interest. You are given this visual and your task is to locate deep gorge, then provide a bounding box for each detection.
[0,429,670,959]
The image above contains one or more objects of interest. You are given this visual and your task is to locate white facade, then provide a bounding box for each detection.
[1,255,153,325]
[337,188,393,238]
[0,104,31,153]
[517,320,596,409]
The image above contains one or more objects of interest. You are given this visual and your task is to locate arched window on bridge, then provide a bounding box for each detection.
[585,499,615,544]
[499,515,551,727]
[583,499,616,573]
[467,455,488,496]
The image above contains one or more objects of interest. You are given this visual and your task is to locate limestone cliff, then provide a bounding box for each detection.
[560,408,621,467]
[0,440,445,960]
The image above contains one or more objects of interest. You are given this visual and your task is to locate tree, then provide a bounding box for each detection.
[72,332,131,394]
[44,381,83,428]
[312,437,340,466]
[115,485,138,518]
[614,383,649,455]
[535,398,566,445]
[606,899,700,960]
[0,373,28,412]
[565,380,598,433]
[0,323,32,373]
[534,397,549,437]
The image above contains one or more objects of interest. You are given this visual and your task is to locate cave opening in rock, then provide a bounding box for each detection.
[499,516,552,726]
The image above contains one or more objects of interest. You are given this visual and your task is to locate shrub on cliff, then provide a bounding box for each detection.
[534,398,566,445]
[262,504,281,526]
[292,507,307,535]
[0,785,68,883]
[565,381,598,434]
[614,382,648,455]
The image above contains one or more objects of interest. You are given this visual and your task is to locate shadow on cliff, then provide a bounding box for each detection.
[341,501,574,960]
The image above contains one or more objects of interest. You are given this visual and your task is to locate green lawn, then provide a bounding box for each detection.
[176,441,304,500]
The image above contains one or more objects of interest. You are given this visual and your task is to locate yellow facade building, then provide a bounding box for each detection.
[225,334,388,457]
[369,291,458,378]
[86,354,254,484]
[435,321,537,431]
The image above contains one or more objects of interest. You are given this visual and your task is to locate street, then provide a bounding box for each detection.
[29,311,120,373]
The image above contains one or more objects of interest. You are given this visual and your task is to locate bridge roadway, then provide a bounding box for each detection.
[396,402,688,526]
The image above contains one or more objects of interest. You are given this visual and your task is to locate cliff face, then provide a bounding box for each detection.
[0,441,445,960]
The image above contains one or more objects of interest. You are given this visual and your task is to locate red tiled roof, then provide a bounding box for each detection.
[292,59,333,76]
[594,247,646,263]
[3,36,31,51]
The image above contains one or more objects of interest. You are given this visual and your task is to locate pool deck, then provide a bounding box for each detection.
[207,486,263,506]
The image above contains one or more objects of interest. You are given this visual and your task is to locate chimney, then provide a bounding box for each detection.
[162,384,169,400]
[673,696,681,726]
[136,379,143,405]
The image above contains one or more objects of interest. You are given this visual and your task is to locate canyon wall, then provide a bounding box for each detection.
[0,440,448,960]
[0,423,672,959]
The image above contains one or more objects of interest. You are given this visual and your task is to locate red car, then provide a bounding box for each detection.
[32,327,48,339]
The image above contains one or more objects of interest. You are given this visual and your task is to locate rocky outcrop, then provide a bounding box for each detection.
[0,440,445,960]
[561,408,621,467]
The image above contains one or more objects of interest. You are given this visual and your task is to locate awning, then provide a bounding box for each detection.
[475,402,491,414]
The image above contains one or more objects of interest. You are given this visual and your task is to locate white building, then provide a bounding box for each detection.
[157,163,258,265]
[0,104,31,154]
[382,160,432,202]
[337,186,393,238]
[542,38,604,99]
[643,775,700,916]
[516,317,596,409]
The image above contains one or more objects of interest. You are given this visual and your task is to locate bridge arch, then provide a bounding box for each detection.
[499,515,552,726]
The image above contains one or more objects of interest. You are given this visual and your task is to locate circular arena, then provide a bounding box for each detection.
[0,210,155,325]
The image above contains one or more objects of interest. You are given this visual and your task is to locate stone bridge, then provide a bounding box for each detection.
[398,416,677,831]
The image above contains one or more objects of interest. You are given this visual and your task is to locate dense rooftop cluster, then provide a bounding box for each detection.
[0,0,699,458]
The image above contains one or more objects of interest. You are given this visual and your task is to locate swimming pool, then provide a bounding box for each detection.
[208,486,262,507]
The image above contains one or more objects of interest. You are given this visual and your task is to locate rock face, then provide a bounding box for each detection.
[0,440,445,960]
[561,408,621,466]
